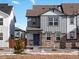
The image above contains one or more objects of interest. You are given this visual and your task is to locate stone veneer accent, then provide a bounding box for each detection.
[27,33,79,49]
[41,33,56,47]
[76,42,79,47]
[66,43,72,48]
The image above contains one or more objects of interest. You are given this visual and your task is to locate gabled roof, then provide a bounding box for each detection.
[26,5,61,16]
[62,3,79,15]
[27,9,49,16]
[15,27,25,32]
[26,3,79,16]
[0,4,12,15]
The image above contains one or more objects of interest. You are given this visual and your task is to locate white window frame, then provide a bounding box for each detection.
[0,18,3,25]
[48,17,53,26]
[54,18,59,26]
[70,16,74,25]
[48,16,59,26]
[70,31,75,39]
[15,31,20,38]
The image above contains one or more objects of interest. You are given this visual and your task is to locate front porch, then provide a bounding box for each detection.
[26,27,42,46]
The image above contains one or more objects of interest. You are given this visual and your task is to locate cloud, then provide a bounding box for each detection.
[12,0,20,5]
[30,0,35,4]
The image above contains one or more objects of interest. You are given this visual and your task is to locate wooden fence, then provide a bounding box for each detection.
[9,39,26,48]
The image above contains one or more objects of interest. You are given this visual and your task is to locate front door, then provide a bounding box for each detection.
[33,34,40,46]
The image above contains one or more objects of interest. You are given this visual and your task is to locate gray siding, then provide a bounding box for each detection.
[41,15,67,33]
[10,19,15,37]
[77,16,79,26]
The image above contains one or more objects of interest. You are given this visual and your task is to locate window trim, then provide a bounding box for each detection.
[15,31,20,38]
[0,18,3,25]
[70,16,74,25]
[70,31,75,39]
[46,32,52,40]
[55,31,61,40]
[32,18,37,25]
[48,16,59,26]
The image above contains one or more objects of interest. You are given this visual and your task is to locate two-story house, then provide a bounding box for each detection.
[15,27,26,40]
[0,4,16,48]
[26,3,79,49]
[9,27,27,48]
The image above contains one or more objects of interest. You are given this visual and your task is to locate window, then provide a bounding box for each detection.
[15,31,19,38]
[48,16,59,26]
[46,32,51,40]
[47,37,51,40]
[56,31,61,40]
[54,18,58,26]
[77,27,79,33]
[0,33,3,40]
[70,31,75,39]
[0,18,3,25]
[32,18,36,25]
[48,16,53,26]
[70,16,74,24]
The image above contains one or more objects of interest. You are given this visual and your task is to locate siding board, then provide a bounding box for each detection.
[41,15,67,33]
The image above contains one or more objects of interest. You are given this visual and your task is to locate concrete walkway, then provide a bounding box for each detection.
[0,49,79,55]
[24,49,79,55]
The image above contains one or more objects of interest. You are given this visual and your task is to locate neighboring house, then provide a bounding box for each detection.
[26,3,79,49]
[9,27,27,48]
[15,27,26,40]
[0,4,16,48]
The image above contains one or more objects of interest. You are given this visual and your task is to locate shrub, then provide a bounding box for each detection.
[14,39,24,54]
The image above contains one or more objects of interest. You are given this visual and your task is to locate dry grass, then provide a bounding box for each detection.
[0,55,79,59]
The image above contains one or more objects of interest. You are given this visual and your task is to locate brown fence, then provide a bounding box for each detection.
[0,55,79,59]
[9,39,26,48]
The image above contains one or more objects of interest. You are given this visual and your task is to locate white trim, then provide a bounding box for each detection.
[42,10,64,15]
[0,10,9,17]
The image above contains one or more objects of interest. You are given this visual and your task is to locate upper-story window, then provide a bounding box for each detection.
[54,18,59,26]
[77,27,79,33]
[48,17,53,25]
[70,16,74,24]
[32,18,36,25]
[0,18,3,25]
[48,16,59,26]
[70,31,75,39]
[15,31,20,38]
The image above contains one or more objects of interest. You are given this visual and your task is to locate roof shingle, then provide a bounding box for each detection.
[0,4,12,15]
[62,3,79,15]
[26,3,79,16]
[26,5,60,16]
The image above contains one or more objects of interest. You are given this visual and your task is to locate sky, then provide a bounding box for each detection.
[0,0,79,30]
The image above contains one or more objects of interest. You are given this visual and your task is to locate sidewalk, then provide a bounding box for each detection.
[0,48,79,55]
[24,49,79,55]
